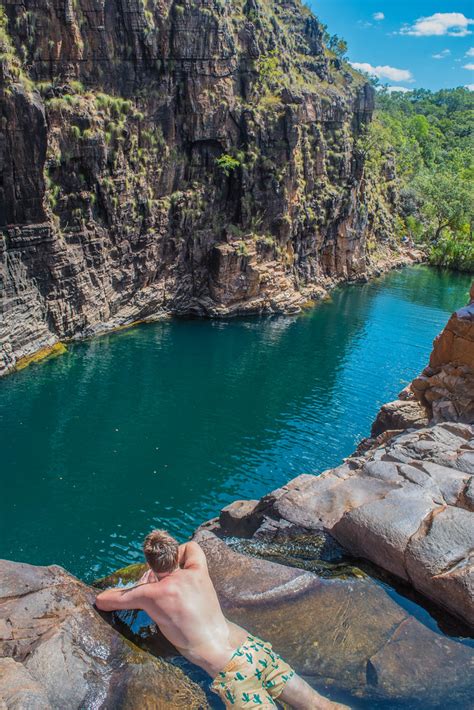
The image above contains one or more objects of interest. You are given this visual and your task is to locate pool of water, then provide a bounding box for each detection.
[0,265,471,582]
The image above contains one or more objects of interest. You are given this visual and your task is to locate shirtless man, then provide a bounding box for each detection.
[95,529,348,710]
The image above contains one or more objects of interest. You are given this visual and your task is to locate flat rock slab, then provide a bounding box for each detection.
[193,534,473,705]
[0,560,208,709]
[235,423,473,627]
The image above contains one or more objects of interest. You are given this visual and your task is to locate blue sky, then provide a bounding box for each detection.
[307,1,474,91]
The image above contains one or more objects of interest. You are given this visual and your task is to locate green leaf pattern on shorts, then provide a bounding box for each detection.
[213,634,293,708]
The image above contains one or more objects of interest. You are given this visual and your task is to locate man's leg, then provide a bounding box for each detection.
[277,674,350,710]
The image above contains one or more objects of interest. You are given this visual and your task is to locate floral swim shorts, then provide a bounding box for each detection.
[211,634,295,708]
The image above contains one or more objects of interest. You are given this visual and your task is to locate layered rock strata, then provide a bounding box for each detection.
[370,281,474,438]
[0,0,415,375]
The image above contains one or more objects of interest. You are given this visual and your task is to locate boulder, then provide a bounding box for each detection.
[218,500,262,537]
[332,487,441,581]
[371,398,428,436]
[257,471,399,531]
[0,560,208,709]
[213,424,474,628]
[405,505,474,627]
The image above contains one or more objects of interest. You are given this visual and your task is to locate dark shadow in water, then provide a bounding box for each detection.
[364,265,472,313]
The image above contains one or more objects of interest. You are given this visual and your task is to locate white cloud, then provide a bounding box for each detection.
[432,49,451,59]
[400,13,474,37]
[466,47,474,56]
[373,12,385,21]
[350,62,414,82]
[466,84,474,90]
[386,86,412,93]
[463,63,474,70]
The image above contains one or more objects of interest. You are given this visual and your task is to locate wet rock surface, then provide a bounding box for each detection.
[195,533,474,706]
[0,560,208,709]
[97,531,474,708]
[225,423,473,627]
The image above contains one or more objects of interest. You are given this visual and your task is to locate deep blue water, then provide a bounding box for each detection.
[0,265,471,582]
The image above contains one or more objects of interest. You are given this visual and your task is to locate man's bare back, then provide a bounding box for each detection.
[97,541,245,676]
[96,534,348,709]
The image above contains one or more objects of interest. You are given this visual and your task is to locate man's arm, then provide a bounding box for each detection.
[179,541,207,569]
[95,582,152,612]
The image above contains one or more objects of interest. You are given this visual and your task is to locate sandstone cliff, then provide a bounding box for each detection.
[371,281,474,437]
[1,0,410,376]
[411,281,474,423]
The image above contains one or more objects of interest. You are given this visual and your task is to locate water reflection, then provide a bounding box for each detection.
[0,266,471,581]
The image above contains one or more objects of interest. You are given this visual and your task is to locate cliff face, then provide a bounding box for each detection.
[370,282,474,438]
[412,282,474,424]
[1,0,390,375]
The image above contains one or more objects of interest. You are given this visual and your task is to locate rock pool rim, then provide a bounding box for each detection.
[93,536,474,645]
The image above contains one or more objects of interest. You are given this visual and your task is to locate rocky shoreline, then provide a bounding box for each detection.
[1,283,472,709]
[1,247,423,378]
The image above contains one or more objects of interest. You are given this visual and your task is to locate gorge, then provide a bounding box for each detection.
[1,266,471,579]
[0,267,473,709]
[1,0,413,376]
[1,0,473,708]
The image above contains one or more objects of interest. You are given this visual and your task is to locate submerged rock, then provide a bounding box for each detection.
[0,560,208,709]
[97,531,474,707]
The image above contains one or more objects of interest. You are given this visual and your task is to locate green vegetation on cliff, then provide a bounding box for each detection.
[365,88,474,272]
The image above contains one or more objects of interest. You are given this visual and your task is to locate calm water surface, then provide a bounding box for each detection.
[0,265,471,582]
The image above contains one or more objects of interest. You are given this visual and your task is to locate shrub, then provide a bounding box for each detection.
[216,153,241,177]
[429,235,474,273]
[69,80,84,94]
[237,241,249,256]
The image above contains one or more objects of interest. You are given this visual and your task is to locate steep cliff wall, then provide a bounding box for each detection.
[370,281,474,437]
[412,281,474,423]
[0,0,404,375]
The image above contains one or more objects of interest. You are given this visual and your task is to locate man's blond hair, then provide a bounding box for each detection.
[143,529,179,574]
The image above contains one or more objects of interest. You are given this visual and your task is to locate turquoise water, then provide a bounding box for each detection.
[0,266,471,582]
